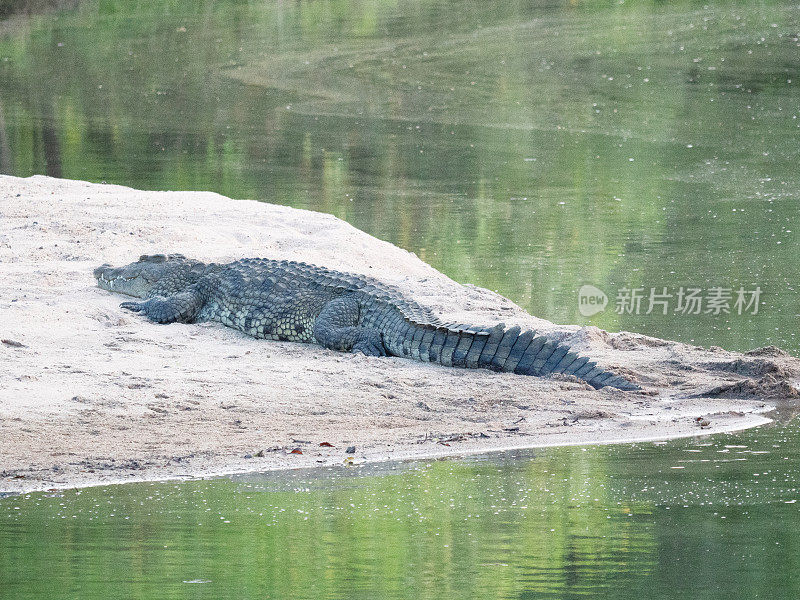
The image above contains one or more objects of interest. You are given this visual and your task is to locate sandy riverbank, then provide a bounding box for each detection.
[2,175,798,494]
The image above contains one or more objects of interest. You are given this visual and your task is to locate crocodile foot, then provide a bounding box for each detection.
[352,331,387,357]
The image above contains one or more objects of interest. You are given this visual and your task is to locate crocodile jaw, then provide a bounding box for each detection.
[94,264,152,298]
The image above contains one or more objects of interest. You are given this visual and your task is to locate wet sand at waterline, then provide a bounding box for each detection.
[2,175,798,494]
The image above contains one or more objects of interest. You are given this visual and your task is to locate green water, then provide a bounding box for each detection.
[3,422,800,599]
[1,0,798,353]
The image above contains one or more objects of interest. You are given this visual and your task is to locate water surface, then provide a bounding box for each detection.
[1,0,798,353]
[2,421,800,599]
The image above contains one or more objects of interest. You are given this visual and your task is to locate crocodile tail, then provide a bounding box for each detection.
[391,321,639,391]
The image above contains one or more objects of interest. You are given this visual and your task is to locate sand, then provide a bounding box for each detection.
[2,175,798,494]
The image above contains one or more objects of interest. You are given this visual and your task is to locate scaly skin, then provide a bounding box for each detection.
[94,254,640,391]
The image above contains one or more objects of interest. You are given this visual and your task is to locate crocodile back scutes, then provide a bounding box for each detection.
[231,257,442,327]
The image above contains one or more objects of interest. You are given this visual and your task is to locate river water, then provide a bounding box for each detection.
[1,0,797,352]
[3,421,800,599]
[1,1,798,597]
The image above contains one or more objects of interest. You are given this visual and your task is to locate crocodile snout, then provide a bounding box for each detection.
[93,263,112,279]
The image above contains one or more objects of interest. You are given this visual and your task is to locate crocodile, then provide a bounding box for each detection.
[94,254,639,391]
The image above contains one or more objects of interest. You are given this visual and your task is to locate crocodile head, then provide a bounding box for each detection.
[94,253,198,298]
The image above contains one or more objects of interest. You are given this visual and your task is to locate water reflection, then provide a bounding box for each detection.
[0,0,797,356]
[2,421,800,599]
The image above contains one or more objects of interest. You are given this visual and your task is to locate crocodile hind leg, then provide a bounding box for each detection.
[313,296,386,356]
[120,288,203,324]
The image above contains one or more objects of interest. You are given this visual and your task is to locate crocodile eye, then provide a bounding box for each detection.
[139,254,167,263]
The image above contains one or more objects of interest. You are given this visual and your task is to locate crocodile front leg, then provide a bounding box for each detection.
[313,296,386,356]
[120,288,204,324]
